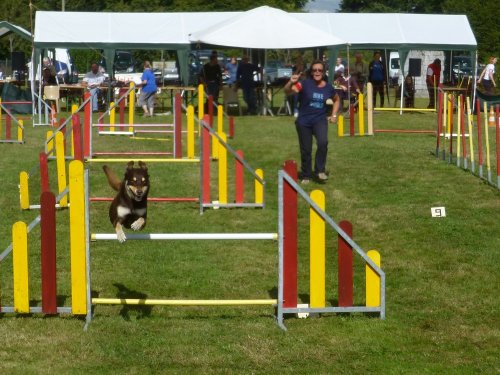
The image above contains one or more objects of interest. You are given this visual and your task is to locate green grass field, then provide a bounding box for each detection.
[0,102,499,374]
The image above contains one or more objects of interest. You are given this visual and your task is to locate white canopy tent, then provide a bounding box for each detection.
[32,8,477,113]
[293,12,478,109]
[188,6,345,49]
[33,9,477,85]
[188,6,346,114]
[33,11,239,84]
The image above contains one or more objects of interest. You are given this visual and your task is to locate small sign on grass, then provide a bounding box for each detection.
[431,207,446,217]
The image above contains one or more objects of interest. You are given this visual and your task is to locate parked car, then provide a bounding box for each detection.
[451,55,483,84]
[99,50,137,75]
[264,60,292,85]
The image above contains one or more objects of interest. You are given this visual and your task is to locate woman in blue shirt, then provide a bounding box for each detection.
[139,61,157,117]
[284,60,340,184]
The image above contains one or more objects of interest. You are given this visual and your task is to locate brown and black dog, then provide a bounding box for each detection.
[102,161,150,243]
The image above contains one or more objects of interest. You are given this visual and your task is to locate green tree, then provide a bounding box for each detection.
[339,0,499,60]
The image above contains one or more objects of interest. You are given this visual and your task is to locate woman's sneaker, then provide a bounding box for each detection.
[317,172,328,182]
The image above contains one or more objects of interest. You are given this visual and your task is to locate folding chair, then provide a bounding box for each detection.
[44,85,61,113]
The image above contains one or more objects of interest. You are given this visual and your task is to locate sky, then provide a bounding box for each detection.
[304,0,341,12]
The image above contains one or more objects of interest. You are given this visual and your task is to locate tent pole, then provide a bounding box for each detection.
[472,50,478,113]
[384,49,391,108]
[347,44,350,111]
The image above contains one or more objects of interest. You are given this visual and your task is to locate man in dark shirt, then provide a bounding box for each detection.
[236,56,259,115]
[201,54,222,105]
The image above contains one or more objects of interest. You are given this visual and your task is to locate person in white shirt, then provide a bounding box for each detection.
[335,57,345,76]
[478,56,497,95]
[82,63,105,111]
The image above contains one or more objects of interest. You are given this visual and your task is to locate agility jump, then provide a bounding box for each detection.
[21,110,264,211]
[19,114,84,210]
[435,92,499,189]
[336,92,368,137]
[2,159,385,330]
[0,99,25,144]
[367,82,437,135]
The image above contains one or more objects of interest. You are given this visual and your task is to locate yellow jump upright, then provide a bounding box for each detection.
[310,189,326,308]
[187,105,195,159]
[218,132,228,204]
[254,169,264,205]
[19,171,29,210]
[69,160,87,315]
[366,249,381,307]
[55,131,68,208]
[128,82,135,133]
[12,221,29,313]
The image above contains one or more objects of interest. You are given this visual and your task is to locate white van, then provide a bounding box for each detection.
[389,52,400,86]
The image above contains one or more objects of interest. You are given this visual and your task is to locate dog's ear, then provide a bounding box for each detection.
[127,161,135,170]
[138,161,148,171]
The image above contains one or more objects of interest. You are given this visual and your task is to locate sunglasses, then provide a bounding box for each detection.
[312,68,324,73]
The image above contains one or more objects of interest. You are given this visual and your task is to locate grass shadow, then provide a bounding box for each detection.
[113,283,153,321]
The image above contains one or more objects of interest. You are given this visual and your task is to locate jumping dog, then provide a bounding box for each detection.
[102,161,149,243]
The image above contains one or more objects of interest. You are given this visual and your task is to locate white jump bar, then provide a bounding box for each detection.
[91,233,278,241]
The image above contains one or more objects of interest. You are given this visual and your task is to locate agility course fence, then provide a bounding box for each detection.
[435,93,499,189]
[0,161,86,315]
[0,99,25,144]
[276,160,384,329]
[20,113,84,210]
[335,92,369,137]
[21,105,262,211]
[367,82,437,135]
[2,159,384,330]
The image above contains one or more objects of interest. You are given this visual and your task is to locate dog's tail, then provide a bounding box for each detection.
[102,165,122,191]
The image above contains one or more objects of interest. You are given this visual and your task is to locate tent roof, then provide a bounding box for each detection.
[34,11,238,49]
[0,21,32,41]
[188,6,345,48]
[33,10,477,51]
[292,13,477,50]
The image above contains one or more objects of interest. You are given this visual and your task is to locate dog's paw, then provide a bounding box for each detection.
[116,230,127,243]
[131,217,145,231]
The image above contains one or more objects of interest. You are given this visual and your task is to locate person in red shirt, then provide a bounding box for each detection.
[426,59,441,109]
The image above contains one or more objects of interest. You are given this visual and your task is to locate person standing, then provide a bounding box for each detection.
[284,60,340,184]
[478,56,497,95]
[335,57,345,76]
[351,53,368,92]
[82,62,105,112]
[224,56,238,86]
[236,56,259,115]
[426,58,441,109]
[291,55,306,117]
[138,60,157,117]
[368,51,386,108]
[201,54,223,105]
[41,57,57,87]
